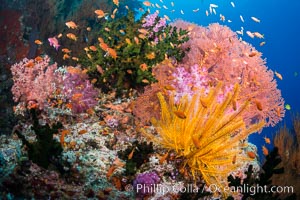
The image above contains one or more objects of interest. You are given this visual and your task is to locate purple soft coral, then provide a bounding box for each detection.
[171,64,209,103]
[142,12,159,27]
[153,18,166,32]
[133,171,160,198]
[62,70,98,113]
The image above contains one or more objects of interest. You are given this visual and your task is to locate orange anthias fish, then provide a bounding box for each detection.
[72,93,83,100]
[89,45,97,51]
[139,63,148,71]
[145,52,155,59]
[34,40,43,45]
[251,16,261,23]
[72,57,79,61]
[248,51,258,57]
[34,56,43,62]
[62,48,72,53]
[143,1,151,6]
[94,9,107,18]
[65,21,78,29]
[106,165,117,179]
[159,152,169,164]
[174,110,186,119]
[142,79,149,83]
[260,41,266,46]
[78,129,88,134]
[60,129,71,146]
[262,145,269,156]
[253,32,264,39]
[25,61,35,68]
[138,28,149,35]
[107,48,117,59]
[275,107,282,117]
[264,136,271,144]
[97,65,104,74]
[99,42,109,51]
[113,0,119,6]
[128,148,135,160]
[254,100,263,111]
[63,54,70,60]
[125,38,132,45]
[98,37,105,43]
[66,33,77,41]
[67,66,82,74]
[247,151,256,159]
[138,34,146,39]
[113,8,118,15]
[164,85,175,91]
[274,71,283,80]
[134,37,139,45]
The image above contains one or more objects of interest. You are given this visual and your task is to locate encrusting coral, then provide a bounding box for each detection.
[144,82,265,196]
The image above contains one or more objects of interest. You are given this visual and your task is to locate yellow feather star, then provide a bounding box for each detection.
[146,82,265,196]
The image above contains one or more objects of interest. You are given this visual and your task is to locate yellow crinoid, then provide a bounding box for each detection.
[147,82,265,190]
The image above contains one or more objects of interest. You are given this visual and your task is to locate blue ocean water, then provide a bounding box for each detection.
[146,0,300,159]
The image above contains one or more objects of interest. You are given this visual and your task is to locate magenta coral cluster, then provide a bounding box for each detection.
[142,11,167,41]
[11,55,62,110]
[62,69,99,114]
[133,171,161,198]
[142,12,159,27]
[171,64,209,103]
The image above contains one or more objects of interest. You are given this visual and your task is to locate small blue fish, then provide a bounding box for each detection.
[84,34,88,43]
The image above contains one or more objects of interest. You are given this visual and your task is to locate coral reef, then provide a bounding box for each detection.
[1,3,290,198]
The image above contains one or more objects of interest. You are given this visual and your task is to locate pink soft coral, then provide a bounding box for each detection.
[11,55,62,110]
[134,21,284,128]
[171,21,285,127]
